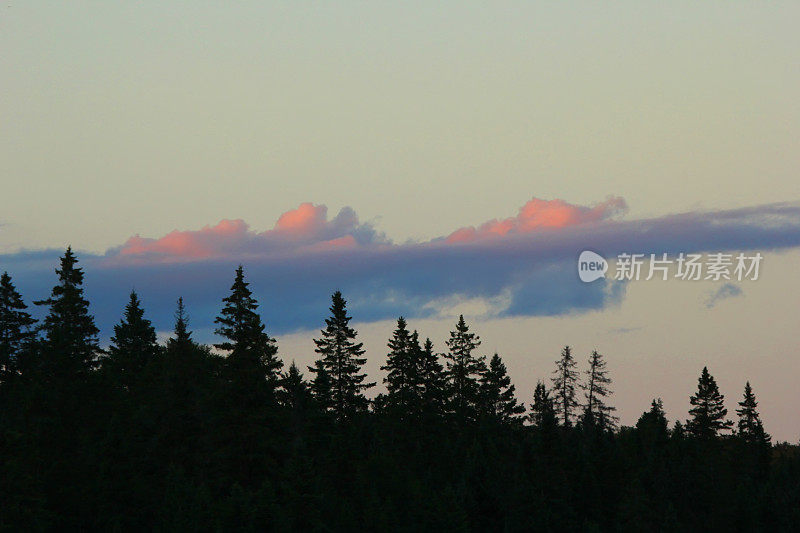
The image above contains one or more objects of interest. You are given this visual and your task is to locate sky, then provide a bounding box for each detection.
[1,3,799,440]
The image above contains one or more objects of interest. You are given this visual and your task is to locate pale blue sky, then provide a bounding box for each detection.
[2,2,798,250]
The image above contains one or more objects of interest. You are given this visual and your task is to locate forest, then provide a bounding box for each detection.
[1,248,798,531]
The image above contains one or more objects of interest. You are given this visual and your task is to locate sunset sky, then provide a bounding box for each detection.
[2,2,799,440]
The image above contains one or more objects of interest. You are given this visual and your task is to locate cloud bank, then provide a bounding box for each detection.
[3,198,800,339]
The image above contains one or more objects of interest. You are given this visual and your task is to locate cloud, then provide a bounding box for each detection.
[705,283,743,308]
[446,196,627,243]
[3,198,800,339]
[114,203,385,262]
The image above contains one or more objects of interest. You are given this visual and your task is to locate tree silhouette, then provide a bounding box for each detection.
[214,266,281,397]
[581,349,617,430]
[443,315,486,422]
[529,381,557,430]
[278,361,311,412]
[635,399,669,446]
[310,291,373,419]
[103,291,159,389]
[0,272,36,383]
[686,366,732,439]
[381,317,420,416]
[34,247,100,377]
[417,334,446,417]
[308,359,334,413]
[551,345,579,426]
[736,382,770,446]
[479,353,525,423]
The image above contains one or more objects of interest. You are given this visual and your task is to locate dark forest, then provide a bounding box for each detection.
[1,248,798,531]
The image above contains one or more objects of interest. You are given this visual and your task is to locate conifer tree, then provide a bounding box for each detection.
[686,366,732,439]
[418,335,446,417]
[529,381,557,429]
[308,359,334,412]
[479,353,525,423]
[214,266,282,394]
[0,271,36,382]
[636,399,669,445]
[581,349,618,430]
[279,361,312,412]
[310,291,374,419]
[104,291,159,388]
[169,297,192,349]
[551,345,579,426]
[443,315,486,422]
[381,317,421,415]
[34,247,100,376]
[736,381,770,446]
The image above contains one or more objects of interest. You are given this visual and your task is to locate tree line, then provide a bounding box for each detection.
[0,248,797,530]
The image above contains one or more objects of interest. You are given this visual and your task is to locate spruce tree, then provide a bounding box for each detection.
[581,349,618,430]
[214,266,282,394]
[551,345,579,426]
[310,291,374,419]
[104,291,159,389]
[308,359,334,413]
[636,399,669,445]
[479,353,525,423]
[736,381,770,446]
[443,315,486,422]
[34,247,100,376]
[169,297,192,349]
[279,361,311,412]
[0,271,36,382]
[529,381,557,429]
[418,335,446,417]
[686,366,732,439]
[381,317,421,416]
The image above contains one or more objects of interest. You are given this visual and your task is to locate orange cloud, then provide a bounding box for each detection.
[275,202,327,236]
[114,197,625,261]
[116,203,378,262]
[446,196,627,243]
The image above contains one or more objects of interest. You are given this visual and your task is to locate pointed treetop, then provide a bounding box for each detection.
[172,297,192,345]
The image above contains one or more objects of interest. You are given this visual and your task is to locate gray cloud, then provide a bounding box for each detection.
[705,283,744,308]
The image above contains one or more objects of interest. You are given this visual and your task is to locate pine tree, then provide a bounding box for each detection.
[479,353,525,423]
[104,291,159,389]
[0,271,36,382]
[551,345,579,426]
[529,381,557,429]
[214,266,282,394]
[443,315,486,422]
[310,291,374,419]
[736,381,770,446]
[581,349,618,430]
[686,366,732,439]
[381,317,421,416]
[34,247,100,376]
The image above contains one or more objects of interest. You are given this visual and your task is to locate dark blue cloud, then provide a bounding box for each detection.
[2,201,799,343]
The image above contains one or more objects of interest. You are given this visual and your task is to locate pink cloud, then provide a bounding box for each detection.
[116,203,379,262]
[275,203,328,236]
[445,196,627,243]
[114,197,626,262]
[119,219,250,259]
